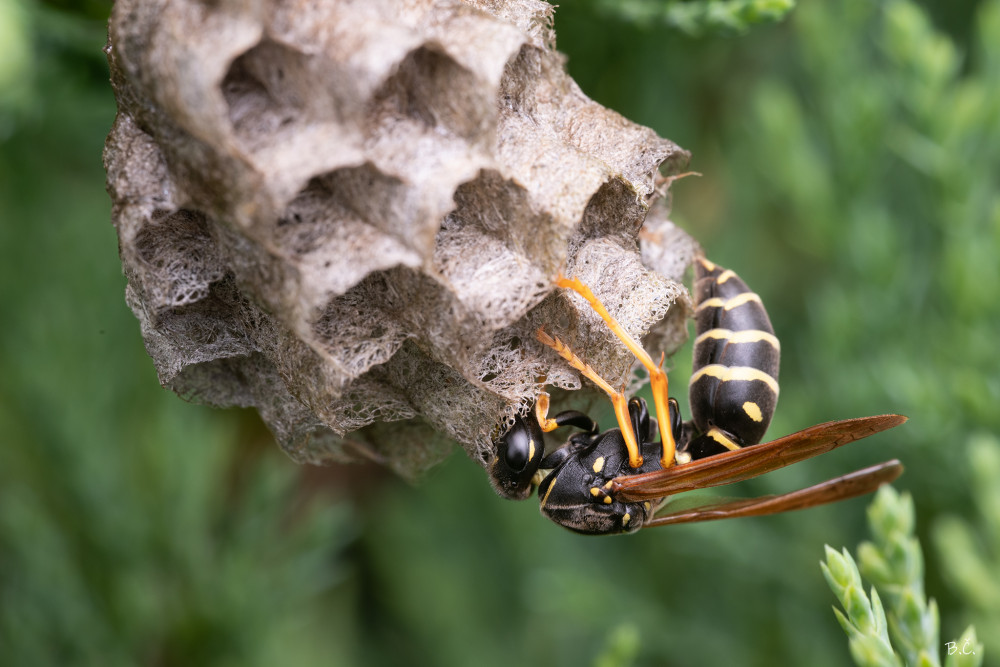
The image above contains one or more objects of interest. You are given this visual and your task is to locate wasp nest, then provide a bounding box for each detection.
[104,0,699,480]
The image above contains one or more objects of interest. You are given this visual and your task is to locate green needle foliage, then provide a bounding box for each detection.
[823,546,899,667]
[592,622,641,667]
[823,487,984,667]
[0,6,355,665]
[594,0,795,36]
[933,435,1000,648]
[858,489,941,666]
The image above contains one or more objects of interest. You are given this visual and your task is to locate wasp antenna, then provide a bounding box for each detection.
[667,170,702,183]
[655,171,702,191]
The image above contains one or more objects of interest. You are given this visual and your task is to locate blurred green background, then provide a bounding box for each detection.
[1,0,998,665]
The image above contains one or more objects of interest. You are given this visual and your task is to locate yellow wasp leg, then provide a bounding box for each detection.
[554,274,677,469]
[536,327,643,468]
[534,392,560,432]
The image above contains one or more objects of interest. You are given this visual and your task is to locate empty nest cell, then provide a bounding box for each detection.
[132,209,226,310]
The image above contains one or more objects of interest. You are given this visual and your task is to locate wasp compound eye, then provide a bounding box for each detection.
[503,432,530,471]
[488,414,545,501]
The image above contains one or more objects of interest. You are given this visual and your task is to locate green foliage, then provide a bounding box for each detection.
[719,0,1000,450]
[592,622,641,667]
[0,0,33,121]
[0,5,353,665]
[3,0,999,666]
[824,487,983,667]
[857,489,940,666]
[823,546,900,667]
[933,435,1000,648]
[594,0,795,36]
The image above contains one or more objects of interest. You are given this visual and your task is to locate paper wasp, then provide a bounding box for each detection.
[490,256,905,534]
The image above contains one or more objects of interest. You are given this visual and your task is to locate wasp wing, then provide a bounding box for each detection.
[644,460,903,527]
[613,414,906,502]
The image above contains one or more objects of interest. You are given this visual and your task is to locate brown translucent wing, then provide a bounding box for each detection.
[645,460,903,527]
[612,414,906,502]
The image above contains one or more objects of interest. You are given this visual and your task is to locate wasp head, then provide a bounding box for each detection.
[488,413,546,500]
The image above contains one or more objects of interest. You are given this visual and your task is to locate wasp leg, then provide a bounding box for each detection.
[536,327,644,468]
[555,274,677,468]
[535,393,559,432]
[534,393,599,434]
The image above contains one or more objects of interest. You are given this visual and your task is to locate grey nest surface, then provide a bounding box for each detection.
[104,0,700,480]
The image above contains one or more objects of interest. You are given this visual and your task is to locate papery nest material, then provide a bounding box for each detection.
[104,0,699,481]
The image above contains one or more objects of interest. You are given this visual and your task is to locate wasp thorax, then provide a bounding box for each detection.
[537,430,663,535]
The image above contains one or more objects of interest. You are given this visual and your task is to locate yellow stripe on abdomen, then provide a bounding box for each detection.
[696,256,717,272]
[688,364,780,395]
[694,292,763,313]
[716,269,737,284]
[694,328,781,351]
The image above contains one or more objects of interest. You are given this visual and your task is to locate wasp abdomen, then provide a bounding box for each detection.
[688,256,780,453]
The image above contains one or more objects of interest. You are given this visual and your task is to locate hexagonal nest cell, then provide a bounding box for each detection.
[103,0,701,482]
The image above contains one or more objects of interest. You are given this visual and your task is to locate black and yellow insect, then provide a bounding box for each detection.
[685,257,780,459]
[489,256,905,535]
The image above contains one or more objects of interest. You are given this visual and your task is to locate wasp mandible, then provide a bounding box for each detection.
[489,256,905,534]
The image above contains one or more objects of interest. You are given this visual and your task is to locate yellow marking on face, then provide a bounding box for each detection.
[688,364,780,395]
[528,438,536,464]
[603,480,614,489]
[592,456,605,473]
[697,256,717,271]
[540,474,558,508]
[603,495,613,505]
[743,401,763,422]
[590,487,601,497]
[716,269,737,284]
[707,427,741,451]
[695,292,763,313]
[622,513,631,526]
[694,328,780,351]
